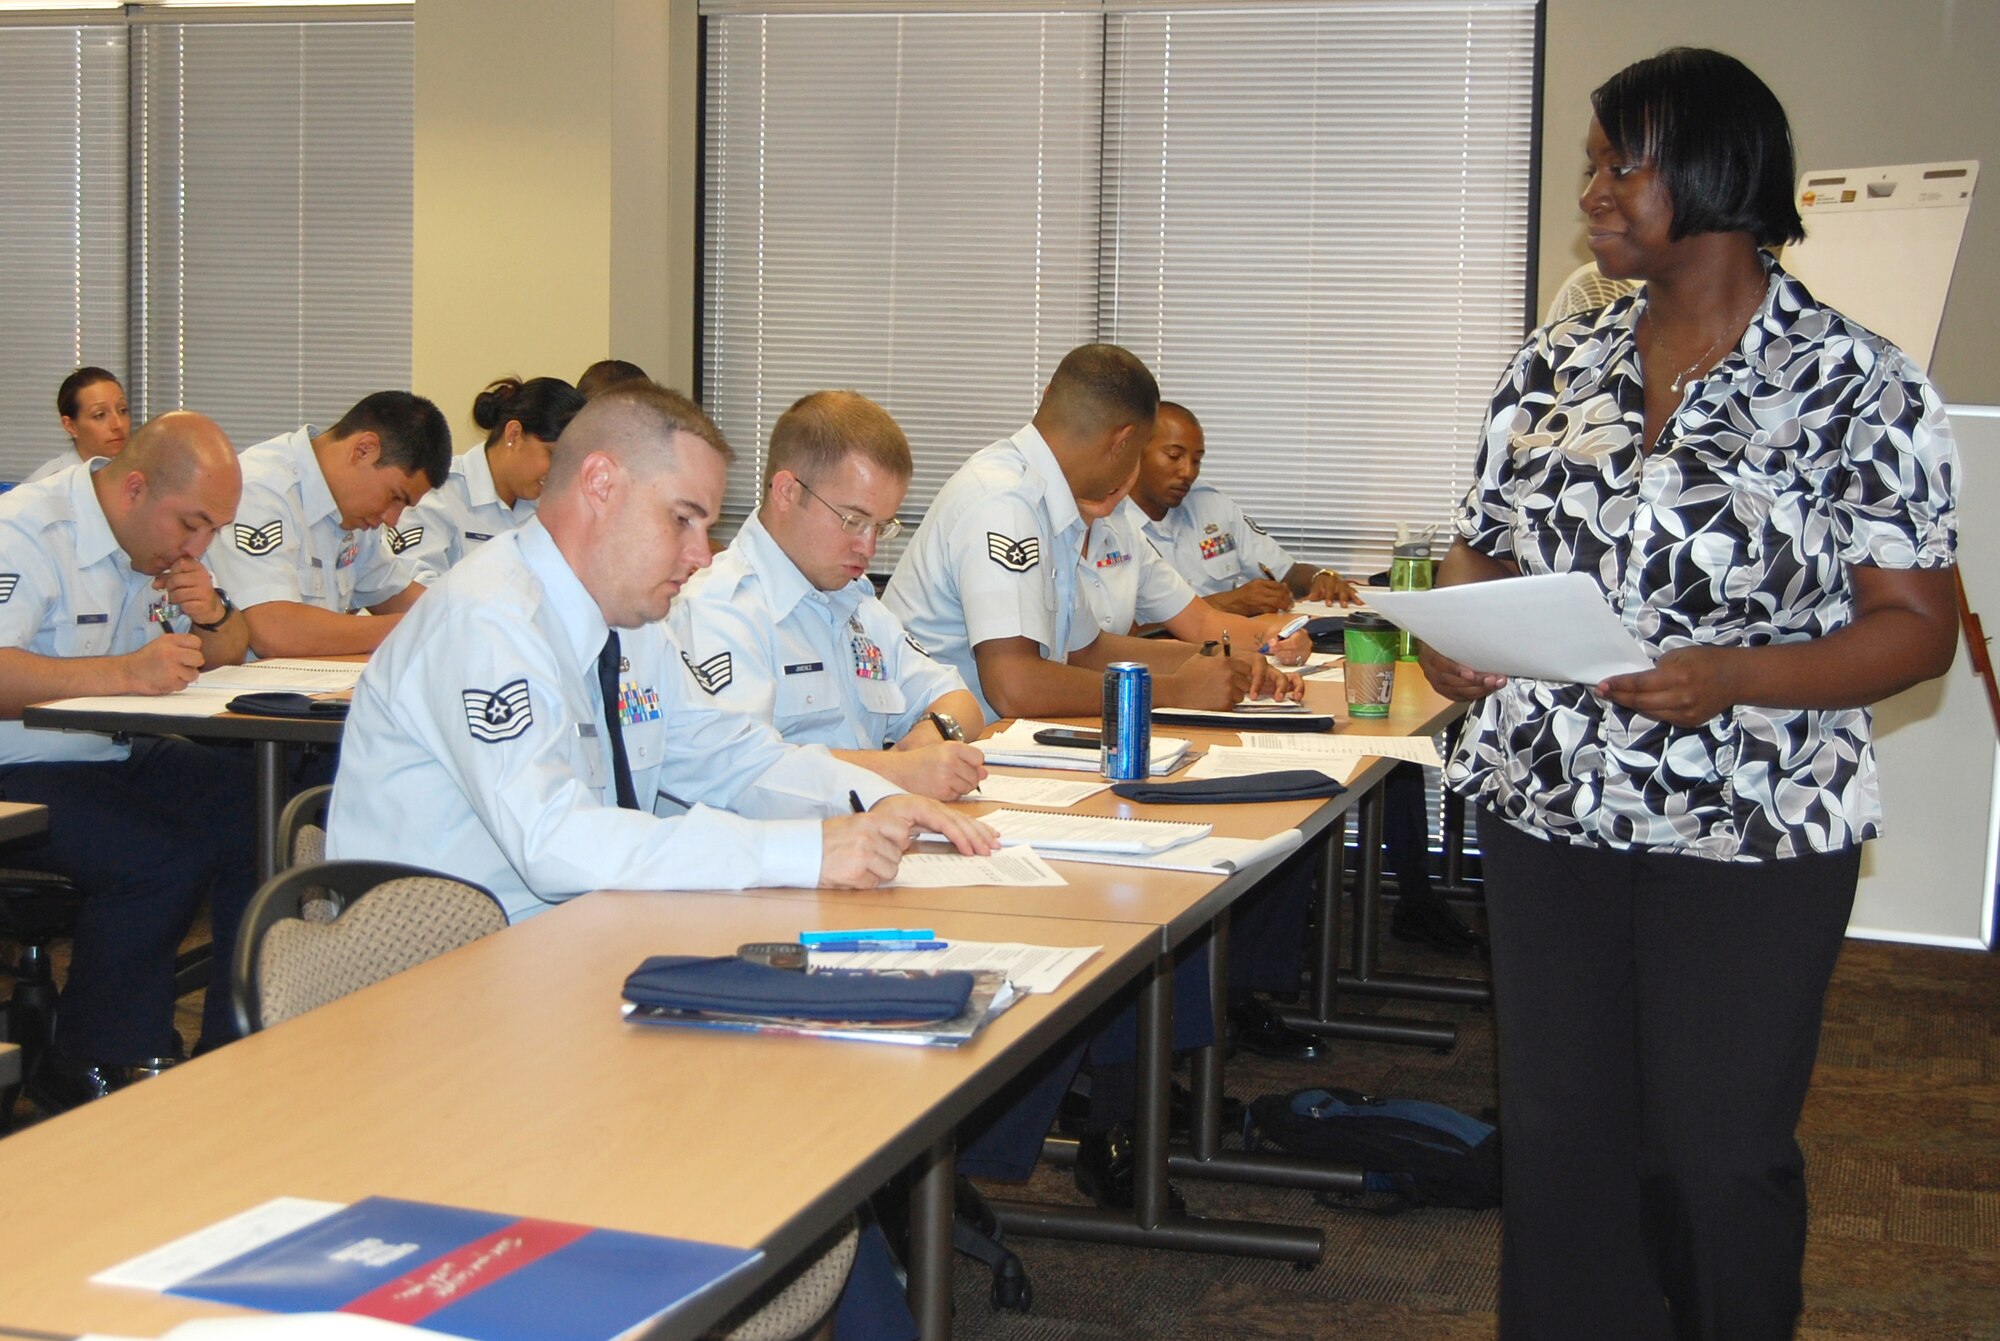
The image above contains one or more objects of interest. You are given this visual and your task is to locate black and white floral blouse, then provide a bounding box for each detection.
[1447,256,1958,861]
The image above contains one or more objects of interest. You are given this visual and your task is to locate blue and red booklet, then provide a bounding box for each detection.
[99,1196,762,1341]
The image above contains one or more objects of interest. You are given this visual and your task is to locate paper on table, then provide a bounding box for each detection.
[1364,573,1653,684]
[976,721,1189,776]
[195,660,364,693]
[1238,731,1445,768]
[1043,829,1305,876]
[808,939,1098,994]
[1185,747,1361,785]
[93,1197,345,1290]
[1152,703,1334,727]
[892,846,1068,888]
[981,809,1211,854]
[970,774,1111,808]
[1292,598,1374,618]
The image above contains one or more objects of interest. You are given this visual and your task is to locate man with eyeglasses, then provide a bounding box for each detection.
[668,390,988,800]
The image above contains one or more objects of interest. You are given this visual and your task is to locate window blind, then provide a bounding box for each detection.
[0,21,127,482]
[701,3,1105,562]
[131,14,411,451]
[1099,0,1539,578]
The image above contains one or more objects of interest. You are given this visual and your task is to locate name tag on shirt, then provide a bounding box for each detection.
[466,532,494,542]
[783,662,824,675]
[77,613,108,625]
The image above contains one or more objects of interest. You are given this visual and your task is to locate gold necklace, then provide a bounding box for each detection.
[1660,289,1764,394]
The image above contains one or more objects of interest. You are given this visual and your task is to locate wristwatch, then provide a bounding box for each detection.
[190,593,236,632]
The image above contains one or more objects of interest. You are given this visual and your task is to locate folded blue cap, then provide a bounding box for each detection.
[622,955,973,1023]
[1111,770,1346,805]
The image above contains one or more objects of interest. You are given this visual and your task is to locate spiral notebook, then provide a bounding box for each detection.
[978,809,1211,855]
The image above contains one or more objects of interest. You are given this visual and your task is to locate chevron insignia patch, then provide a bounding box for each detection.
[986,532,1040,573]
[1244,515,1269,536]
[234,520,284,556]
[682,650,733,695]
[462,679,534,743]
[904,632,929,658]
[0,574,17,603]
[387,524,424,555]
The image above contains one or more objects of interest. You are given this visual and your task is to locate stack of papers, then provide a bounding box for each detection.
[967,774,1110,808]
[976,720,1189,776]
[1152,702,1334,730]
[1046,828,1305,876]
[196,659,365,693]
[891,846,1068,888]
[1184,732,1444,784]
[807,940,1099,995]
[627,969,1021,1047]
[980,809,1212,854]
[1364,573,1653,684]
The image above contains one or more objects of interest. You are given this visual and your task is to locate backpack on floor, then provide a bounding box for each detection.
[1244,1087,1501,1212]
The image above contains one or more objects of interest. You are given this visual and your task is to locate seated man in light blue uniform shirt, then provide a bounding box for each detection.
[670,391,986,801]
[207,391,452,659]
[1130,401,1358,616]
[883,344,1291,720]
[328,382,993,924]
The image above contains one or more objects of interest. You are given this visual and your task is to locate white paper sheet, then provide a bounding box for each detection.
[195,659,364,693]
[93,1197,345,1290]
[891,846,1068,888]
[1184,748,1359,785]
[808,939,1099,994]
[1237,732,1445,768]
[37,688,240,719]
[975,721,1189,776]
[969,774,1111,808]
[1042,829,1305,876]
[981,809,1211,854]
[1290,598,1374,618]
[1363,574,1653,684]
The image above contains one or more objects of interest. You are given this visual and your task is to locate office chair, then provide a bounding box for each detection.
[233,861,856,1341]
[277,784,333,869]
[0,866,85,1123]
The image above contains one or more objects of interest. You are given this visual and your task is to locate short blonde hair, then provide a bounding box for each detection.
[764,390,911,494]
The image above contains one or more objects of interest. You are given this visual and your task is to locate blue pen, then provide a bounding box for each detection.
[1261,613,1312,653]
[799,927,935,945]
[810,940,949,953]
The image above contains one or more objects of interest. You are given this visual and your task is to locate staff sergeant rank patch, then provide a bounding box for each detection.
[0,574,17,603]
[682,650,733,695]
[987,532,1040,573]
[235,520,285,556]
[462,679,533,742]
[386,524,424,555]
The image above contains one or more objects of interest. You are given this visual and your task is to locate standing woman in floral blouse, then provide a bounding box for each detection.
[1422,48,1958,1341]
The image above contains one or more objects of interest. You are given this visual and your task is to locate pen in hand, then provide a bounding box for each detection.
[1259,563,1279,582]
[848,789,865,814]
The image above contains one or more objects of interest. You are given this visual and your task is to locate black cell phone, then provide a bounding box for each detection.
[1033,727,1103,749]
[737,941,809,971]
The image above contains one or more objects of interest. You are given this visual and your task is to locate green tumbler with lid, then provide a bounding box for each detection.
[1388,540,1435,660]
[1343,611,1399,718]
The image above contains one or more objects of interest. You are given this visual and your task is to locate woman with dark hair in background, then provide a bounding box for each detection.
[575,358,649,400]
[28,367,129,483]
[1421,49,1958,1341]
[400,376,585,585]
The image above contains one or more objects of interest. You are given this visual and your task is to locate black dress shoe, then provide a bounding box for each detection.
[26,1062,130,1115]
[1227,998,1325,1061]
[1074,1124,1188,1215]
[1390,893,1487,955]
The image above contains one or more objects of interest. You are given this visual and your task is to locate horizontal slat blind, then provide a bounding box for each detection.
[1101,1,1537,577]
[132,17,410,449]
[0,22,126,481]
[702,6,1103,561]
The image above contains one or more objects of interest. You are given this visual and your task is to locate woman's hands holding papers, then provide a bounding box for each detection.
[1417,643,1509,703]
[1597,646,1746,727]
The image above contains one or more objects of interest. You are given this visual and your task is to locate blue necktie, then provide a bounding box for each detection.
[596,631,640,810]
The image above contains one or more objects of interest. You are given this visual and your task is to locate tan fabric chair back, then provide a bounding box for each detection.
[256,877,507,1027]
[709,1218,857,1341]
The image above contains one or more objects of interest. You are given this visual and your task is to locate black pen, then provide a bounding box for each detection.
[1259,562,1279,582]
[848,789,865,814]
[1223,631,1231,658]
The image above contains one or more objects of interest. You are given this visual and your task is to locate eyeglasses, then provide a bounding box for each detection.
[795,477,903,541]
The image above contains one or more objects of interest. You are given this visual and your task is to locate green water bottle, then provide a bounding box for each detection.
[1389,539,1434,660]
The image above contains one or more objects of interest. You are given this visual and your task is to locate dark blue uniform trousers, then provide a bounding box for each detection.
[0,738,259,1064]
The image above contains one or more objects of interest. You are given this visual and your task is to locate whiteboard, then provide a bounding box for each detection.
[1850,404,1999,948]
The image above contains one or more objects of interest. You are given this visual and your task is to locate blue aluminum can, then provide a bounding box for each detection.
[1101,662,1152,781]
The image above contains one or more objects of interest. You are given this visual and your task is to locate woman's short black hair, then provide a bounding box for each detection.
[1592,48,1805,248]
[472,376,586,447]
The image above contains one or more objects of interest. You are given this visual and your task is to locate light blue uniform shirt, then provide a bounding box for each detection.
[670,511,970,749]
[1079,500,1199,633]
[0,461,205,765]
[881,423,1096,721]
[401,445,536,586]
[1136,482,1298,596]
[205,426,414,616]
[328,519,900,923]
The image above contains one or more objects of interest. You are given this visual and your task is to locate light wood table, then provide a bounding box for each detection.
[0,802,49,845]
[0,892,1158,1341]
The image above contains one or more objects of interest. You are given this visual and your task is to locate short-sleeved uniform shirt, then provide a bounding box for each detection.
[0,461,210,764]
[401,446,536,586]
[1079,500,1200,634]
[328,519,900,923]
[881,424,1098,721]
[1447,257,1958,861]
[205,426,415,617]
[670,511,970,749]
[1136,483,1297,596]
[24,449,87,485]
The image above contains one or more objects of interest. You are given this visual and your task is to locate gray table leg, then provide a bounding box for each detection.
[253,739,287,883]
[909,1136,955,1340]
